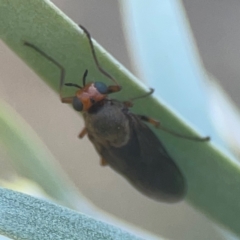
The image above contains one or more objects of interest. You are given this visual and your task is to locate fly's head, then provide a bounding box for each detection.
[72,81,108,112]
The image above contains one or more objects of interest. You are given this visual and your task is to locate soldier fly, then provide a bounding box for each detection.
[24,25,209,202]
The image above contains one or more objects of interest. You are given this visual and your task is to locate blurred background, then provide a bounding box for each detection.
[0,1,240,239]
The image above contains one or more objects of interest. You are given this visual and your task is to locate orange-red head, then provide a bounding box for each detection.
[72,82,109,112]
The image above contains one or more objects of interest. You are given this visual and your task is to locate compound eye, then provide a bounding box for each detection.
[94,82,108,94]
[72,96,83,111]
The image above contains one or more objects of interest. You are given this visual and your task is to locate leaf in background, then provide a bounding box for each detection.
[0,187,149,240]
[0,99,93,212]
[121,0,226,148]
[208,78,240,161]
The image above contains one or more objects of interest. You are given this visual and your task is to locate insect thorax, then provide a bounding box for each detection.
[83,100,131,147]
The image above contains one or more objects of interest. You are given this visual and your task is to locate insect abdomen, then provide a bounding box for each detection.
[84,100,186,202]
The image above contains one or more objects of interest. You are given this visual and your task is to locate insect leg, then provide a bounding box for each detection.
[123,88,154,107]
[107,85,122,94]
[100,158,108,166]
[24,42,71,103]
[79,127,88,138]
[138,115,210,142]
[78,128,108,167]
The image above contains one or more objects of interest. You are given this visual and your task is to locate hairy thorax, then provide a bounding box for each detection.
[83,100,131,148]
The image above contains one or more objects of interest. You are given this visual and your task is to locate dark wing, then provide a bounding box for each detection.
[90,112,186,202]
[127,113,186,202]
[129,114,172,164]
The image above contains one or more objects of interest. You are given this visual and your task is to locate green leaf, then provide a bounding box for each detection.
[1,0,240,238]
[0,187,144,240]
[0,99,94,211]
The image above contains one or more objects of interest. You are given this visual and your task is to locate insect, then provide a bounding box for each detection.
[24,25,209,203]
